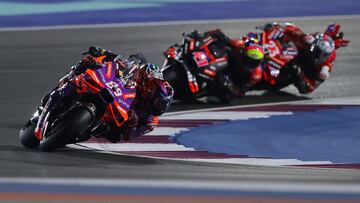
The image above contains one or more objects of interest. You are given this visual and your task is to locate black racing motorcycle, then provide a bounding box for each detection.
[162,31,233,103]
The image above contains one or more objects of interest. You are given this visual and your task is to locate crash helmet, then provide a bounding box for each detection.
[309,34,335,64]
[138,64,174,116]
[243,38,265,69]
[136,63,163,83]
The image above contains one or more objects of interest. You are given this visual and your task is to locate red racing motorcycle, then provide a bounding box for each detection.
[251,25,299,91]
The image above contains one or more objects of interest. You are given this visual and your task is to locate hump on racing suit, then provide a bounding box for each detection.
[253,22,349,93]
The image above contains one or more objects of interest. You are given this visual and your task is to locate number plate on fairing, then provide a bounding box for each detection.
[96,63,136,111]
[193,52,209,68]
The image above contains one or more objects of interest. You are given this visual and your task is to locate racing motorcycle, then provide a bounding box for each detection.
[162,31,233,103]
[20,52,144,151]
[251,24,299,91]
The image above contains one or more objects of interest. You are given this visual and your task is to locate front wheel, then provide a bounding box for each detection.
[39,106,94,152]
[217,89,234,104]
[213,75,234,104]
[20,120,39,148]
[163,62,191,100]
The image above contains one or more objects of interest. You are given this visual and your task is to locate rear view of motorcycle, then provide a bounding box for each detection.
[20,51,141,151]
[162,31,234,103]
[249,24,299,92]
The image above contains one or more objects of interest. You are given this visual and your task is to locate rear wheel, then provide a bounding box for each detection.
[39,106,94,152]
[20,120,39,148]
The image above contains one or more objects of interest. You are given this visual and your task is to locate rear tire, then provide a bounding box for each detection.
[20,120,39,148]
[39,106,94,152]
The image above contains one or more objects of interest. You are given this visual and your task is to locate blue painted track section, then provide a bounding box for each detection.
[175,107,360,163]
[1,0,360,27]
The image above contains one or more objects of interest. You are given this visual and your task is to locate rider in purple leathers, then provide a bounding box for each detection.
[41,46,174,143]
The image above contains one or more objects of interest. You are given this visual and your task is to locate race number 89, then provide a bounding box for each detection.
[106,81,122,96]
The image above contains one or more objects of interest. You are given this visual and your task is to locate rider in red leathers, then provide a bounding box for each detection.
[204,29,265,96]
[260,22,349,93]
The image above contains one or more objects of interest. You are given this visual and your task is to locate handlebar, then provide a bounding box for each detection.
[183,30,202,40]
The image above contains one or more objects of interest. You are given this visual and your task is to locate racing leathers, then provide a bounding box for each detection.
[205,29,263,96]
[42,46,160,143]
[84,47,161,142]
[121,97,159,142]
[261,23,349,93]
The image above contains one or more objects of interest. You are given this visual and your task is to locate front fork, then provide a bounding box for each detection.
[34,83,78,140]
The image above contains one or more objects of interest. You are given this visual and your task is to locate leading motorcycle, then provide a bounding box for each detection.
[20,52,144,151]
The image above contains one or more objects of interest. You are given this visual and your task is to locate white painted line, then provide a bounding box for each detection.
[162,111,292,120]
[1,177,360,194]
[178,158,333,166]
[69,144,334,167]
[146,127,189,136]
[295,97,360,105]
[1,14,360,32]
[72,143,195,152]
[163,96,360,117]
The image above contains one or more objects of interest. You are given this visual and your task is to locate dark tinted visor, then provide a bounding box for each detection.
[244,55,261,69]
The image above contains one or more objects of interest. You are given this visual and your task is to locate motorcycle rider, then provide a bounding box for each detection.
[204,29,265,96]
[259,22,349,93]
[115,62,174,142]
[42,46,174,143]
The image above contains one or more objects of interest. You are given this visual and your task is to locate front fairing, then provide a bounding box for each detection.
[89,62,137,126]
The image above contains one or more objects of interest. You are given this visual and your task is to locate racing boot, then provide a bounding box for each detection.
[289,64,313,94]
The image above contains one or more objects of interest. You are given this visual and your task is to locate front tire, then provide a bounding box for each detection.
[39,106,94,152]
[20,120,39,148]
[217,89,234,104]
[163,62,191,100]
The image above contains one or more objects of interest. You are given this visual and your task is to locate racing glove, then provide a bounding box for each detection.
[324,23,349,49]
[88,46,118,61]
[73,56,102,75]
[262,22,284,40]
[205,29,231,46]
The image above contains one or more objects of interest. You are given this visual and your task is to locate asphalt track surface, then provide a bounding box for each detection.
[1,16,360,199]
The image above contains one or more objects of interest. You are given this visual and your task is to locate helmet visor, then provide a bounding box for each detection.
[244,55,262,69]
[310,35,335,64]
[244,44,264,69]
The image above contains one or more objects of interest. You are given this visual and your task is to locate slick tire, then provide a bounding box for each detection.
[163,65,190,99]
[20,120,40,148]
[39,107,93,152]
[217,90,233,104]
